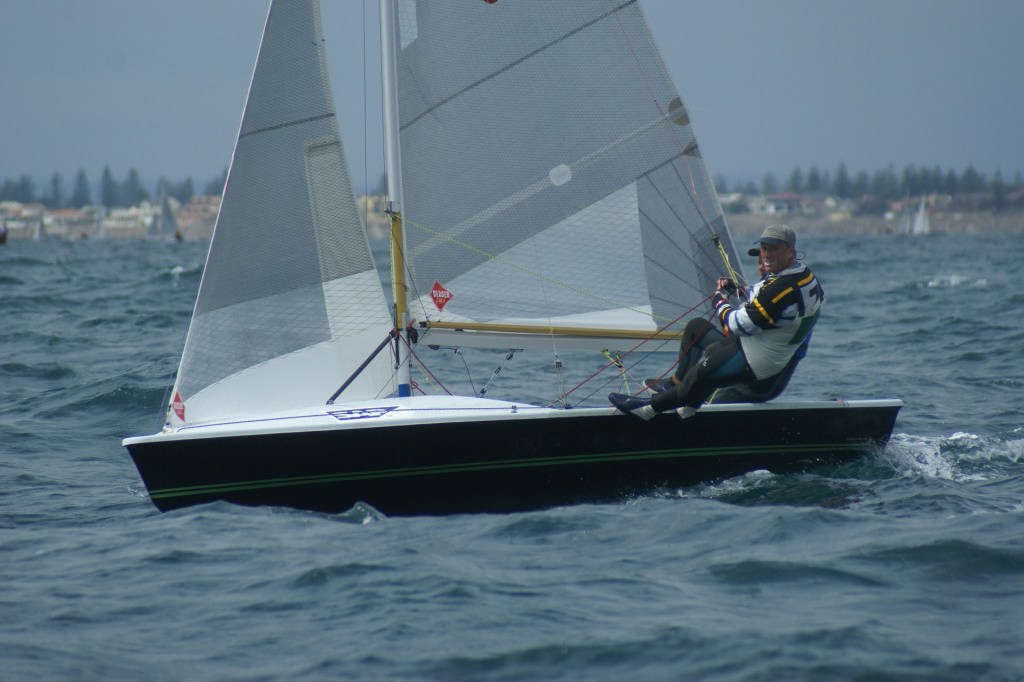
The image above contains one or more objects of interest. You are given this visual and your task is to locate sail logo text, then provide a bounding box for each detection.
[431,281,454,312]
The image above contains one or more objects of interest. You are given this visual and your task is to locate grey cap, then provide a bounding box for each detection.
[754,224,796,248]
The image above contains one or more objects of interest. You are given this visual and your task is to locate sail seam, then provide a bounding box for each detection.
[239,112,335,139]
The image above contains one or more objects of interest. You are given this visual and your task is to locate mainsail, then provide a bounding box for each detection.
[391,0,739,345]
[169,0,395,426]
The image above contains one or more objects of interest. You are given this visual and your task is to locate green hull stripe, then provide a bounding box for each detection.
[148,441,870,501]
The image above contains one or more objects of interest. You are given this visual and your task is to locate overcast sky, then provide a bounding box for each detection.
[3,0,1022,193]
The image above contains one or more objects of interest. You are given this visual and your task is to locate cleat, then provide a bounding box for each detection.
[608,393,656,421]
[675,406,697,419]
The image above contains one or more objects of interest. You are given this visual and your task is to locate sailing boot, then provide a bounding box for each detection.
[608,393,657,421]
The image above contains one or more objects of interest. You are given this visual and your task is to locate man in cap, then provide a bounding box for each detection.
[707,241,811,403]
[609,224,823,419]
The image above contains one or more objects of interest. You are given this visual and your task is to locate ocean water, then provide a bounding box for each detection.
[2,230,1023,681]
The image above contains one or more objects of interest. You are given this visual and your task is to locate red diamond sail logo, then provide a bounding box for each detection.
[430,280,453,312]
[171,391,185,421]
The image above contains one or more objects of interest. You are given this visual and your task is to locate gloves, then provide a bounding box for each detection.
[718,278,737,295]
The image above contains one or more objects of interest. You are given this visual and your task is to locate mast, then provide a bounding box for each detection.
[379,0,411,397]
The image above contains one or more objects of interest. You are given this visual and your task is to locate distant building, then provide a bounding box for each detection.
[359,194,390,241]
[763,192,816,215]
[175,195,221,239]
[102,203,154,237]
[0,201,47,239]
[46,207,101,238]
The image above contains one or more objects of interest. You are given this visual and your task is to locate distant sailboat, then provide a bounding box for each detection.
[124,0,901,515]
[897,199,912,235]
[898,196,931,235]
[151,193,182,240]
[911,196,931,235]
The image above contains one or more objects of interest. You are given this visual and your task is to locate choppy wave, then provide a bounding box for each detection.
[3,233,1024,680]
[885,432,1024,480]
[924,273,988,289]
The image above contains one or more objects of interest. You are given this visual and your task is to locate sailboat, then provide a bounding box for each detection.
[897,196,931,235]
[911,196,931,235]
[124,0,901,515]
[151,192,183,241]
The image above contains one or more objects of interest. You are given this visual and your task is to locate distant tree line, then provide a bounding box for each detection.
[5,163,1022,214]
[715,163,1024,214]
[0,166,228,209]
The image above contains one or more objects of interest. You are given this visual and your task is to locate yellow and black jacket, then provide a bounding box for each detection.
[715,262,824,379]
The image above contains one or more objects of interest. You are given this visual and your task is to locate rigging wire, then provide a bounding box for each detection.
[558,291,715,404]
[396,331,453,396]
[563,303,719,407]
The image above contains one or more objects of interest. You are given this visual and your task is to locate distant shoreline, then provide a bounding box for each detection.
[727,211,1024,237]
[3,200,1021,243]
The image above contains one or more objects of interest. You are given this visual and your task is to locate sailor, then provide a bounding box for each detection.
[706,244,811,404]
[609,224,823,420]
